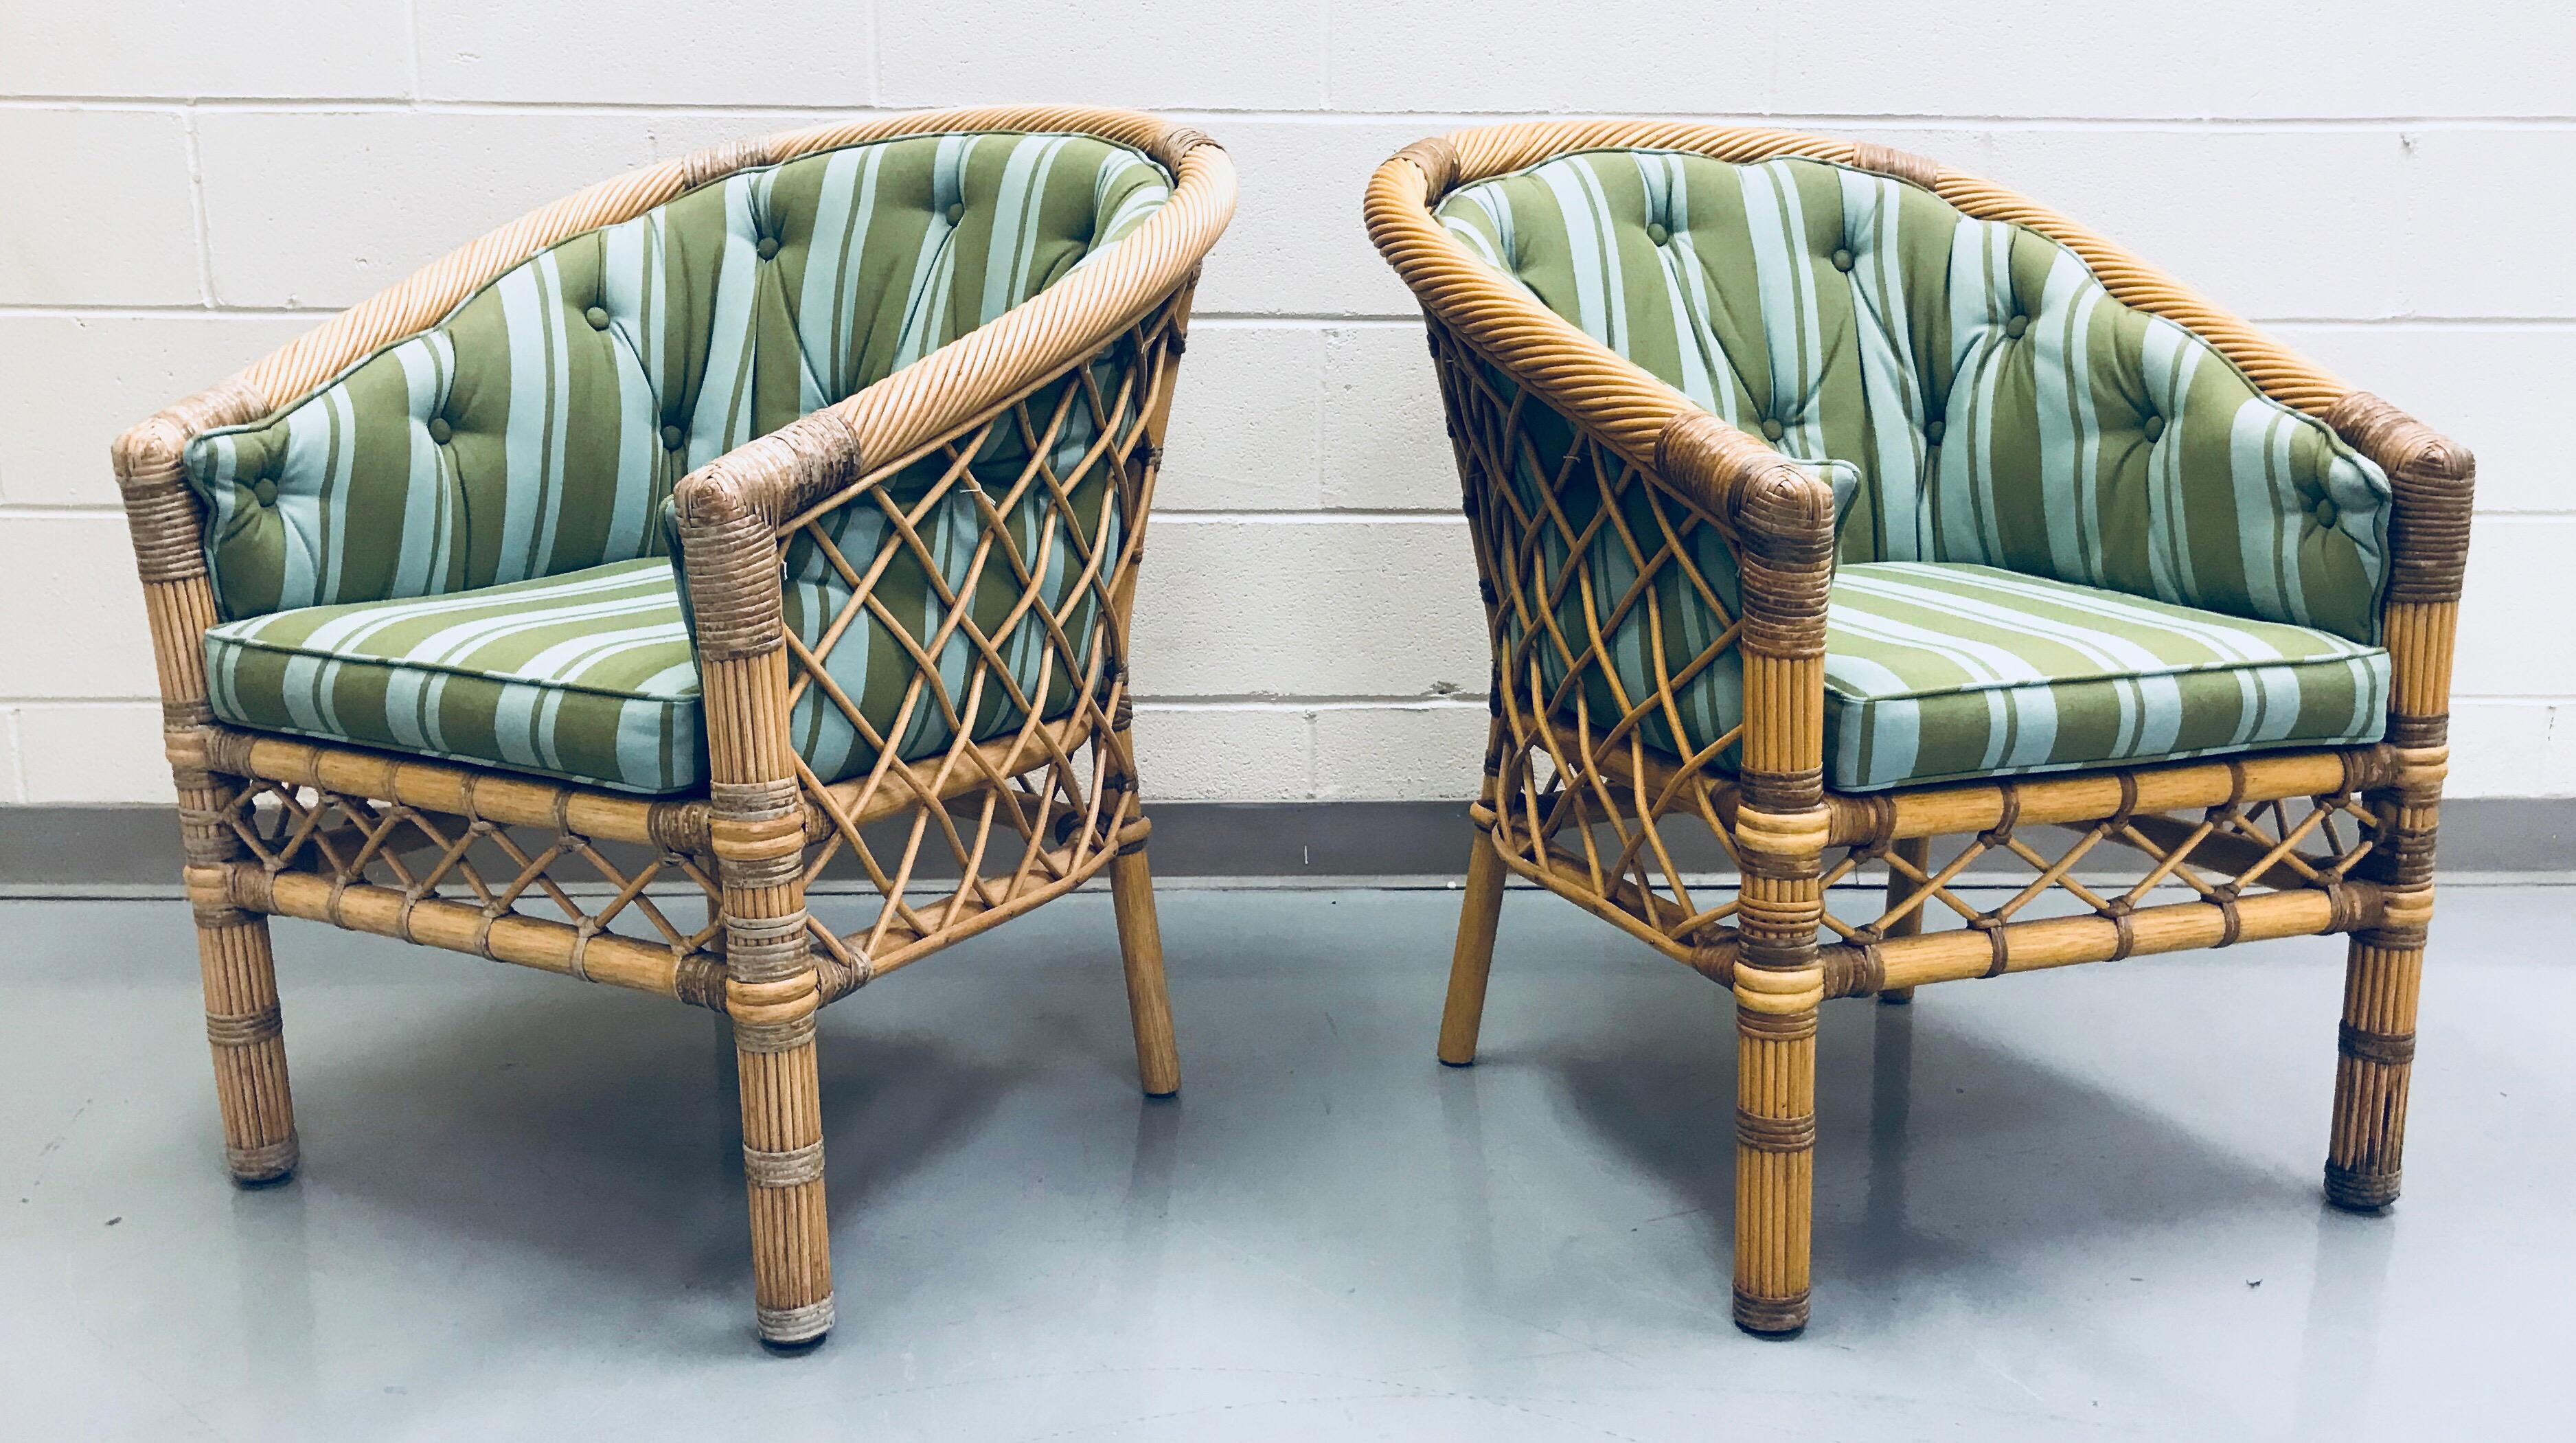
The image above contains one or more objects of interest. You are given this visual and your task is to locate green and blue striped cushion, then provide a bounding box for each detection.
[204,560,702,793]
[1825,564,2388,791]
[1436,150,2392,644]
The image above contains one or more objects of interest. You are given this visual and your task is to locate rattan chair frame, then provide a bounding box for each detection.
[113,106,1237,1348]
[1365,122,2472,1337]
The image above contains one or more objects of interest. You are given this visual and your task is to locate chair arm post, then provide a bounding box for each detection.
[2318,392,2469,1212]
[1660,409,1832,1335]
[111,383,277,870]
[1654,410,1836,813]
[674,440,843,1345]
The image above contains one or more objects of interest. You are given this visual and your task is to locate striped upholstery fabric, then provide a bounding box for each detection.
[204,560,702,793]
[1825,564,2388,791]
[187,131,1169,793]
[1436,151,2393,644]
[185,132,1168,617]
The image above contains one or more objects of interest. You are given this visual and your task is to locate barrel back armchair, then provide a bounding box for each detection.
[1365,124,2470,1336]
[115,106,1235,1348]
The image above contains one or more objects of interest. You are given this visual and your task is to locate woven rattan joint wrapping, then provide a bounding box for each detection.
[742,1140,827,1188]
[205,1004,283,1048]
[2338,1021,2417,1067]
[1736,1109,1820,1152]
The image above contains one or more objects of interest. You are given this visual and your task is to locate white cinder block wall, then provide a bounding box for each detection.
[3,2,2570,806]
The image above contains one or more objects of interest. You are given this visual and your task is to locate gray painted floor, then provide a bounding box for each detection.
[2,887,2568,1440]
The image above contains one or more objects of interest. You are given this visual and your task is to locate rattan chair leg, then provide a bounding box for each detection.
[1878,835,1930,1005]
[1732,990,1819,1335]
[1438,824,1509,1067]
[1110,841,1181,1098]
[1731,811,1829,1337]
[193,908,299,1184]
[704,685,832,1346]
[174,737,299,1185]
[2326,769,2438,1212]
[735,1023,832,1347]
[2326,931,2422,1211]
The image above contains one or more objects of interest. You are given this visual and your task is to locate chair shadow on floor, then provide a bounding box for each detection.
[273,982,1025,1339]
[1455,979,2321,1332]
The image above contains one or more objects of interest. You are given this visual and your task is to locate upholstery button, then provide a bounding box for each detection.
[756,236,779,260]
[661,424,685,452]
[2005,314,2030,339]
[1926,420,1946,446]
[944,202,965,225]
[426,418,453,445]
[2314,497,2340,530]
[1645,221,1670,246]
[251,477,279,506]
[1760,418,1786,442]
[2141,413,2165,442]
[584,305,610,330]
[1831,247,1854,273]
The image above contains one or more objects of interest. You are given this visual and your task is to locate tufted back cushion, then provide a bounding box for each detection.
[184,131,1171,620]
[1436,150,2392,644]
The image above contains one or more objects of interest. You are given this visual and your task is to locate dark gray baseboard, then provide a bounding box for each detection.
[3,798,2569,894]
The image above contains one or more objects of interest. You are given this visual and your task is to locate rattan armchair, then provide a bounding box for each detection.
[113,106,1235,1348]
[1366,124,2470,1336]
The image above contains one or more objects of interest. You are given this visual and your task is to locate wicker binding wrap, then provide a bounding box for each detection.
[115,107,1236,1349]
[1365,122,2471,1337]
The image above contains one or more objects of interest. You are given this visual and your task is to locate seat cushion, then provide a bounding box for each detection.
[204,559,703,794]
[1826,563,2388,791]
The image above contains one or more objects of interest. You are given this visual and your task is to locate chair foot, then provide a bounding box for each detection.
[225,1135,301,1187]
[1877,986,1915,1006]
[1110,843,1181,1098]
[755,1299,836,1350]
[2326,930,2421,1219]
[2324,1162,2400,1214]
[736,1026,832,1351]
[1732,995,1819,1344]
[1731,1288,1810,1338]
[194,908,299,1185]
[1437,830,1507,1067]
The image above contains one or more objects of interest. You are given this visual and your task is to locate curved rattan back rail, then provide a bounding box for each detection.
[1366,121,2471,1337]
[115,106,1236,1349]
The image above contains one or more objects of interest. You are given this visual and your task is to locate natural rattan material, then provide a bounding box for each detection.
[115,107,1236,1350]
[1366,122,2472,1337]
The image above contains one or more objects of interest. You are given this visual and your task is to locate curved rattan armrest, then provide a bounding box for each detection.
[1365,137,1837,569]
[668,128,1235,663]
[1365,133,1840,683]
[1363,122,2476,619]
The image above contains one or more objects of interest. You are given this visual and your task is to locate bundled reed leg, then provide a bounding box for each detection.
[2322,410,2469,1210]
[691,490,834,1345]
[186,848,299,1184]
[1439,832,1509,1067]
[2328,723,2444,1209]
[1438,723,1511,1067]
[1109,828,1181,1098]
[1731,803,1828,1337]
